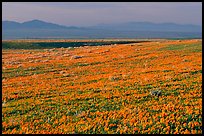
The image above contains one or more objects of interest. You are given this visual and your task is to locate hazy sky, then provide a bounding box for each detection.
[2,2,202,26]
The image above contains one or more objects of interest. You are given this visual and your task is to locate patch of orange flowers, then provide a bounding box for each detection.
[2,39,202,134]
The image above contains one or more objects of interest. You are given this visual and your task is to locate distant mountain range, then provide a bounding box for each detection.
[2,19,202,39]
[3,19,79,29]
[90,22,201,32]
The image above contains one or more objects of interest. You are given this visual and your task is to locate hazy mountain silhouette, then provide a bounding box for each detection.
[2,19,78,29]
[90,22,201,32]
[2,20,202,39]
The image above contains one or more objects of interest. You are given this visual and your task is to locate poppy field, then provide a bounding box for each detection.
[2,39,202,134]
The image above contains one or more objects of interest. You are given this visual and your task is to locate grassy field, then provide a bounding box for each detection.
[2,39,153,49]
[2,39,202,134]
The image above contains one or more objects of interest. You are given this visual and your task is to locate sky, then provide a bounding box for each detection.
[2,2,202,27]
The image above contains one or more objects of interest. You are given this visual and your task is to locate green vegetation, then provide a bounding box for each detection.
[159,43,201,52]
[2,41,146,49]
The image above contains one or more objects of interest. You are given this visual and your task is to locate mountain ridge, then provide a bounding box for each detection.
[2,19,78,29]
[89,21,201,32]
[2,19,202,39]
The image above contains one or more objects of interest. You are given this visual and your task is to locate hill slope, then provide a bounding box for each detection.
[2,39,202,134]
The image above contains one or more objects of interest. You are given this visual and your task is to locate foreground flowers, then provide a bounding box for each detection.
[2,39,202,134]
